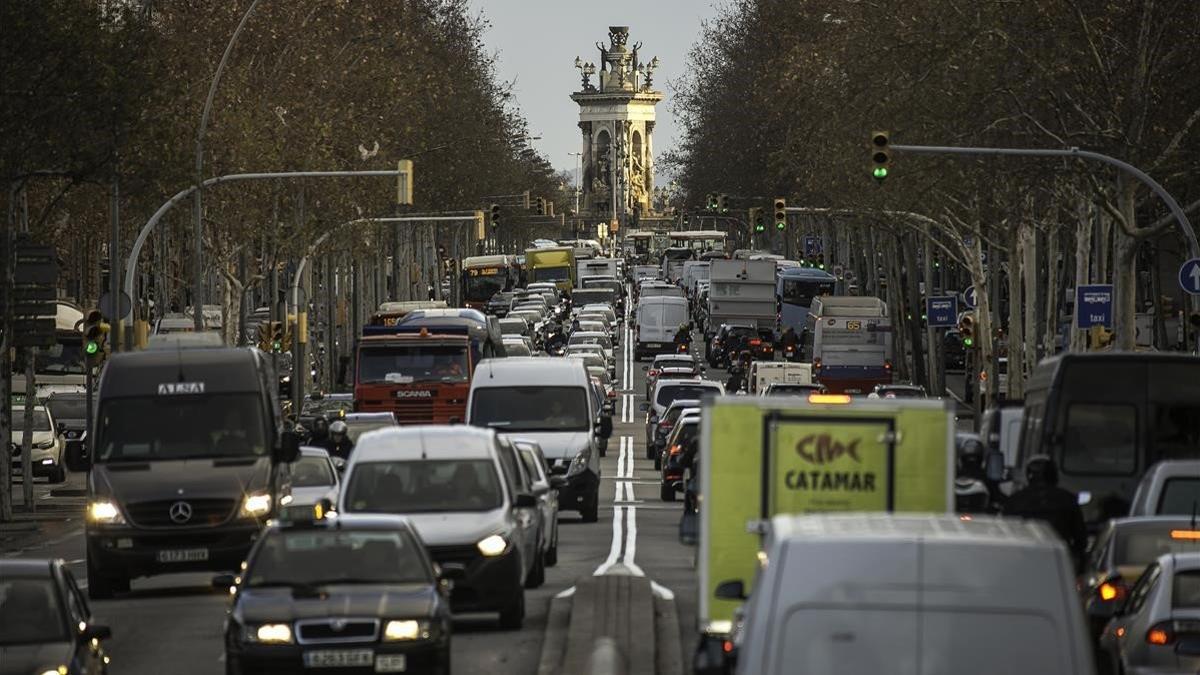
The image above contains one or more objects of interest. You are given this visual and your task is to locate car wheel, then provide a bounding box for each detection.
[438,648,451,675]
[653,453,661,471]
[525,549,545,589]
[581,491,599,523]
[86,556,117,600]
[660,483,676,502]
[498,590,525,630]
[50,458,66,484]
[599,443,606,458]
[224,655,241,675]
[544,538,558,568]
[645,443,656,461]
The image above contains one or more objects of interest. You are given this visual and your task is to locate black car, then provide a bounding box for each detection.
[484,291,514,318]
[0,559,112,675]
[220,513,452,675]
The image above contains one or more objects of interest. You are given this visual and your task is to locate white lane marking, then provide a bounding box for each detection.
[650,581,675,600]
[623,500,644,577]
[593,504,624,576]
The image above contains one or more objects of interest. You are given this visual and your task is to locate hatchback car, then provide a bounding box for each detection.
[338,426,543,629]
[512,439,565,567]
[288,447,342,508]
[9,404,67,483]
[1129,461,1200,517]
[643,354,702,399]
[0,559,112,675]
[647,398,700,462]
[1097,551,1200,675]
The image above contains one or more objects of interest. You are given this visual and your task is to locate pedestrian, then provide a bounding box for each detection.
[1003,455,1087,571]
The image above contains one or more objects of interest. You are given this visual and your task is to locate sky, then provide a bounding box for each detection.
[468,0,722,177]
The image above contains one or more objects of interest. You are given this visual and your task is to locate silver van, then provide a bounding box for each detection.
[634,296,689,360]
[725,513,1093,675]
[467,357,611,522]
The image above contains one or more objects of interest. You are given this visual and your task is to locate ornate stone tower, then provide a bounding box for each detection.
[571,27,663,227]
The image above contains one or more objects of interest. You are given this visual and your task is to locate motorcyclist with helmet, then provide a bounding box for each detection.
[1003,455,1088,571]
[780,326,800,361]
[544,321,568,354]
[954,437,1004,514]
[673,322,693,353]
[323,420,355,461]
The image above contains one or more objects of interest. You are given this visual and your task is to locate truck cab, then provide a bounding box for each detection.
[354,332,473,424]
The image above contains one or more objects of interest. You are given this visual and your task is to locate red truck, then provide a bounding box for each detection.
[354,331,473,424]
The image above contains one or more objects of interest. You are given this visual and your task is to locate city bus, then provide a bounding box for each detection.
[12,300,87,399]
[624,230,656,261]
[460,255,516,310]
[776,267,836,336]
[668,230,727,254]
[803,296,893,394]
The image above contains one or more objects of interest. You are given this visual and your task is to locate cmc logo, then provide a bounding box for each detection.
[794,434,862,465]
[395,390,434,398]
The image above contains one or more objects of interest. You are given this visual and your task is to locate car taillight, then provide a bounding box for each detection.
[884,359,893,371]
[659,419,672,429]
[1098,579,1126,602]
[648,369,659,377]
[607,390,617,399]
[749,339,762,346]
[812,357,822,370]
[1147,621,1175,645]
[668,444,682,456]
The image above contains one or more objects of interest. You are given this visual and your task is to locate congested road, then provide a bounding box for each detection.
[3,321,699,675]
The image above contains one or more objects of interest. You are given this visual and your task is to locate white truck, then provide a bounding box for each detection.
[705,259,777,340]
[576,257,619,283]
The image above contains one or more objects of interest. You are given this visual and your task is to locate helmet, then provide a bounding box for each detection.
[1024,455,1058,487]
[329,420,348,441]
[957,437,985,475]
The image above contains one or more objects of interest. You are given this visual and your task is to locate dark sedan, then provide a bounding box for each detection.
[220,513,452,675]
[0,558,112,675]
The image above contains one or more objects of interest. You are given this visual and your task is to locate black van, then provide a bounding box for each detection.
[70,346,299,598]
[1015,353,1200,524]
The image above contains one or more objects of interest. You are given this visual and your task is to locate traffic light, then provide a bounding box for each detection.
[773,198,787,230]
[958,312,975,348]
[270,321,285,353]
[535,197,545,216]
[718,194,729,214]
[706,193,718,211]
[82,309,110,368]
[490,203,501,231]
[748,207,765,233]
[870,131,891,183]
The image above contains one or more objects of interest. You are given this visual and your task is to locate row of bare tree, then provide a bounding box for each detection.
[665,0,1200,395]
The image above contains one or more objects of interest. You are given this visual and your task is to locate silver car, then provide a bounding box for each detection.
[513,439,564,567]
[289,446,342,507]
[1098,551,1200,675]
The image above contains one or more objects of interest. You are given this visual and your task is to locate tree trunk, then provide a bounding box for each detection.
[1071,194,1094,352]
[1043,224,1061,358]
[1113,178,1139,350]
[1006,223,1025,399]
[964,233,993,403]
[1020,216,1038,391]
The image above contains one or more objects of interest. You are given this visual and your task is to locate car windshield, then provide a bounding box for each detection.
[245,529,431,587]
[293,455,335,487]
[532,267,569,282]
[0,578,66,644]
[345,459,503,513]
[654,358,695,370]
[301,398,353,416]
[96,394,268,462]
[1114,523,1200,567]
[570,335,609,348]
[46,397,87,421]
[358,345,469,384]
[9,409,51,432]
[657,384,719,407]
[471,386,590,431]
[345,420,395,444]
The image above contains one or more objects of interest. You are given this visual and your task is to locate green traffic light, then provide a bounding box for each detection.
[873,167,889,180]
[963,336,974,347]
[85,341,100,355]
[776,221,785,231]
[272,341,282,352]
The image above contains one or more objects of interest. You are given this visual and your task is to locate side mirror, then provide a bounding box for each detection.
[331,457,347,474]
[714,579,747,601]
[211,573,237,590]
[81,624,113,641]
[639,402,650,413]
[65,443,90,473]
[531,480,550,496]
[273,429,302,464]
[598,416,613,439]
[550,476,568,490]
[515,493,538,508]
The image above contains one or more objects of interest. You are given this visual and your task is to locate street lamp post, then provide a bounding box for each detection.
[193,0,264,331]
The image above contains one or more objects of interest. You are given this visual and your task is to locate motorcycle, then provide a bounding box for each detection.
[782,344,800,362]
[676,341,691,354]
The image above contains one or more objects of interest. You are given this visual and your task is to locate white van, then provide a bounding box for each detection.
[467,357,611,522]
[748,362,812,394]
[727,513,1093,675]
[634,296,689,360]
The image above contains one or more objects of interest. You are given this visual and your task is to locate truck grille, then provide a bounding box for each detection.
[125,498,237,528]
[296,618,379,645]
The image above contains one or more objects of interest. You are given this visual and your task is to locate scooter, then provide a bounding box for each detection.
[782,344,800,362]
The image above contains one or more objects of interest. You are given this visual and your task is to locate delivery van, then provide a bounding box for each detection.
[634,296,689,360]
[725,513,1094,675]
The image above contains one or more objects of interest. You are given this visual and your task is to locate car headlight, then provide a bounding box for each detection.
[88,501,126,525]
[566,450,589,477]
[36,439,55,449]
[246,623,293,644]
[383,619,434,641]
[239,492,272,518]
[38,667,66,675]
[476,534,508,557]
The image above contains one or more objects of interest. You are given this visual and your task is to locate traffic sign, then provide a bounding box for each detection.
[961,286,978,309]
[1076,284,1114,329]
[926,296,958,328]
[1180,258,1200,295]
[99,291,133,321]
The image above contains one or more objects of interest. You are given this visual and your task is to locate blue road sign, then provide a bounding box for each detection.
[1076,284,1114,328]
[803,235,822,258]
[961,286,978,309]
[1180,258,1200,295]
[926,296,958,328]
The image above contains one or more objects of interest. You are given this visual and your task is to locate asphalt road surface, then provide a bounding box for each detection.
[2,320,701,675]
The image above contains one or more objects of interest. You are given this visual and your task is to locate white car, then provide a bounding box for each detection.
[288,446,342,507]
[568,331,614,364]
[9,404,66,483]
[1097,551,1200,675]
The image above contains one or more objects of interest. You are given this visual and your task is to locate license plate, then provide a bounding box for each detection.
[156,548,208,563]
[375,654,407,672]
[646,343,661,348]
[303,649,374,668]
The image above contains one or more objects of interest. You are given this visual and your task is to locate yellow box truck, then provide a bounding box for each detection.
[524,246,575,294]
